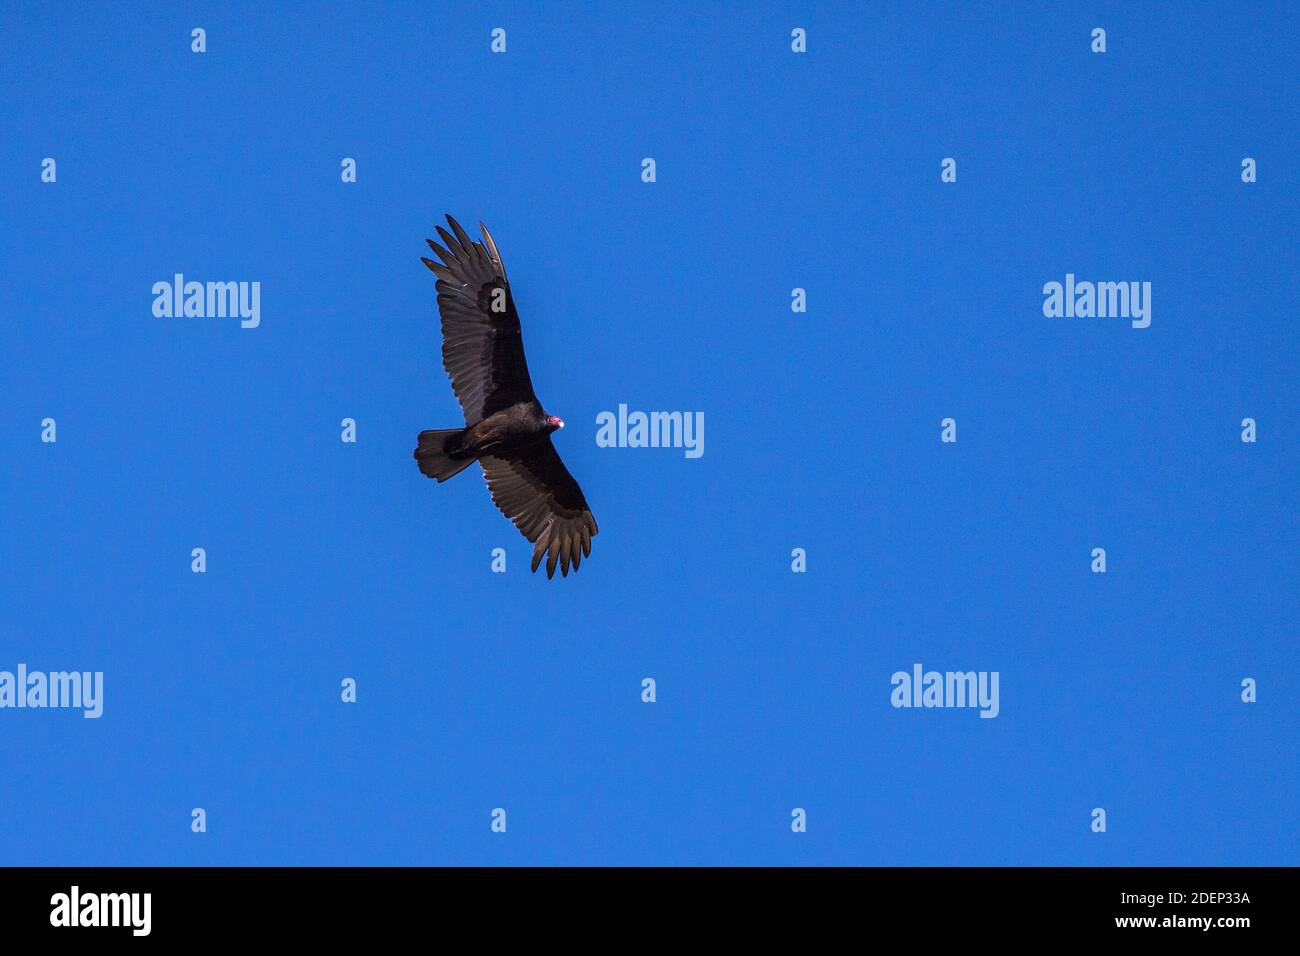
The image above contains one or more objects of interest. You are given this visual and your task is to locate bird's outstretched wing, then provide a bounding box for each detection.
[479,440,599,578]
[421,215,537,424]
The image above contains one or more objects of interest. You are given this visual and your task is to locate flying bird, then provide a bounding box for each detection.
[414,215,598,578]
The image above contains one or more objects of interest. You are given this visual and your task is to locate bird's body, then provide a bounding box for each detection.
[464,400,556,456]
[414,215,598,578]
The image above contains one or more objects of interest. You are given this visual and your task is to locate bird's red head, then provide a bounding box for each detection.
[545,415,565,431]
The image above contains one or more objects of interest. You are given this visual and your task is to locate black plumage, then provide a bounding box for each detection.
[414,215,598,578]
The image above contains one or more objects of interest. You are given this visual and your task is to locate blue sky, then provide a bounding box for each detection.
[1,1,1296,865]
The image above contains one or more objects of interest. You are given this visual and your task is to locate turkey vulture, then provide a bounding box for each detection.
[414,215,598,578]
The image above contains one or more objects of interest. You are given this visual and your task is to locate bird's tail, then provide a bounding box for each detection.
[414,428,476,482]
